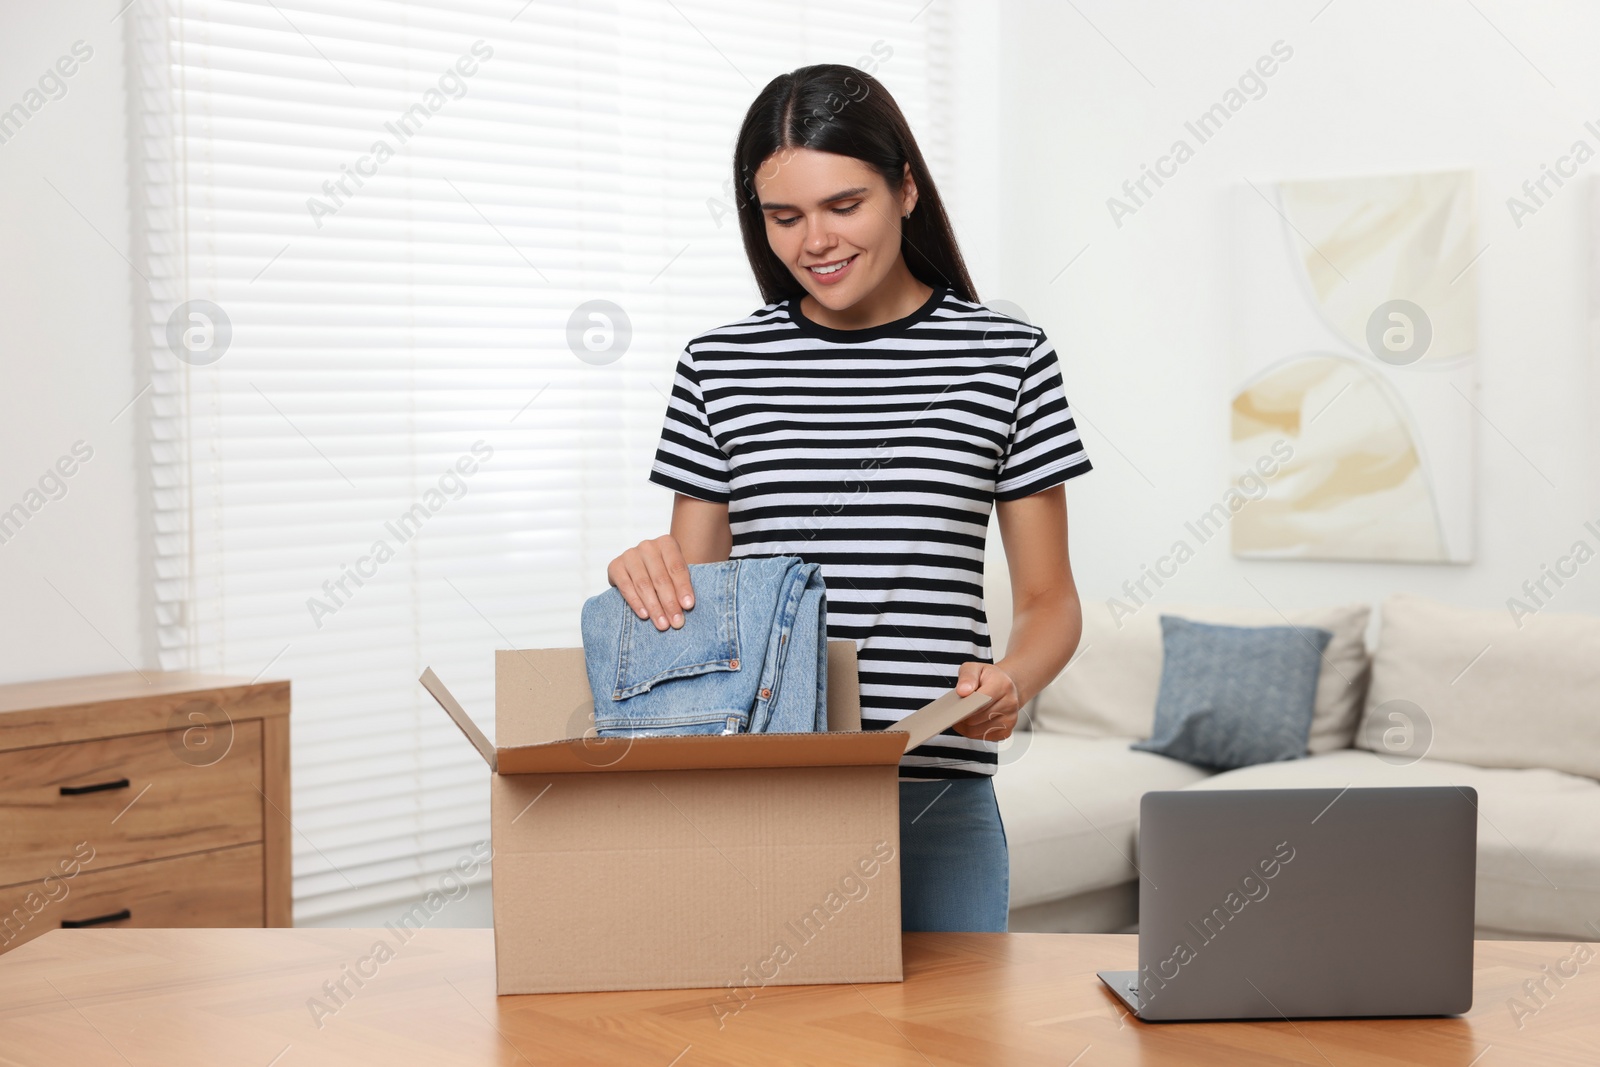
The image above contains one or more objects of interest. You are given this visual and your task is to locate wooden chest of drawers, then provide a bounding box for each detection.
[0,671,291,953]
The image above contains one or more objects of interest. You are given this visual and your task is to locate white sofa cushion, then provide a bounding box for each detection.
[994,733,1214,909]
[1169,749,1600,940]
[1032,599,1371,753]
[1360,593,1600,781]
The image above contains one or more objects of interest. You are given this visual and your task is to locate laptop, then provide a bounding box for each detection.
[1098,786,1478,1022]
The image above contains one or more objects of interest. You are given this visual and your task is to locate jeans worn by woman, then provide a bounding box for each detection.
[898,777,1010,932]
[579,555,828,736]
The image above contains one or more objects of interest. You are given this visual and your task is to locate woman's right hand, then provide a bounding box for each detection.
[607,535,696,631]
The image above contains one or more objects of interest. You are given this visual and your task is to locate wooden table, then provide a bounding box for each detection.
[0,929,1593,1065]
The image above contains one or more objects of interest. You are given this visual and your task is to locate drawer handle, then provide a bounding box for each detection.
[59,778,131,796]
[61,909,132,929]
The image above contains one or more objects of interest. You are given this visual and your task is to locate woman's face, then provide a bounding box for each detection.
[753,147,915,309]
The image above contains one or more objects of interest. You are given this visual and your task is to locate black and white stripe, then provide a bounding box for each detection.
[648,286,1093,779]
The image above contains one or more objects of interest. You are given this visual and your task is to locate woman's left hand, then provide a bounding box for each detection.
[949,662,1020,742]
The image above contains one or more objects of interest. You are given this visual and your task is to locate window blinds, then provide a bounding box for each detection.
[129,0,951,923]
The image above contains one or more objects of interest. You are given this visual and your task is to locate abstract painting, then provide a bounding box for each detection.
[1230,170,1478,562]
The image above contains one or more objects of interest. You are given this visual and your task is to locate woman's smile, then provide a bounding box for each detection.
[804,252,859,285]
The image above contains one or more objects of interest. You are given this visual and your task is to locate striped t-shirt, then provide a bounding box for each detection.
[648,285,1093,779]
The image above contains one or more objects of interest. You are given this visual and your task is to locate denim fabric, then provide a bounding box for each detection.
[580,555,828,737]
[899,778,1010,932]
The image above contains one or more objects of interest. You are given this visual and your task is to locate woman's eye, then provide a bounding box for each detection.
[772,204,861,227]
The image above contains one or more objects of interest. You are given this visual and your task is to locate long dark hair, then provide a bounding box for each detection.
[733,63,977,307]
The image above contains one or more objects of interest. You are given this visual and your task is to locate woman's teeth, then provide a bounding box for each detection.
[810,256,854,275]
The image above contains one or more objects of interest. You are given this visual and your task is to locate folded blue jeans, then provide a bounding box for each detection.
[579,555,828,737]
[899,778,1010,932]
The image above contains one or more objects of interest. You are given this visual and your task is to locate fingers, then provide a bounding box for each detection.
[613,545,667,630]
[654,535,696,618]
[954,660,986,697]
[639,539,679,631]
[951,705,1016,742]
[609,556,644,623]
[950,662,1017,741]
[612,537,695,631]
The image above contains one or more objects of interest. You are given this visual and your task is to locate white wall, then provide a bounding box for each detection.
[0,0,143,685]
[999,0,1599,622]
[943,0,1005,293]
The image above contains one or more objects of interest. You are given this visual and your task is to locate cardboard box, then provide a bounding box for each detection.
[420,639,991,996]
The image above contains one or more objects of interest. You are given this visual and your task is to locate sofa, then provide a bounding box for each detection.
[982,537,1600,941]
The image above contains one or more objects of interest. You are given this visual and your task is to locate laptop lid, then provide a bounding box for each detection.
[1131,786,1477,1021]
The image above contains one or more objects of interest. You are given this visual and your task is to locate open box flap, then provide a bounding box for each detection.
[894,688,994,752]
[420,667,496,771]
[825,640,861,732]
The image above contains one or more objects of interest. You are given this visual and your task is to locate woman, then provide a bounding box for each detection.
[606,63,1091,933]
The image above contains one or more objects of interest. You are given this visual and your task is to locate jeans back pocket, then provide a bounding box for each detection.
[610,559,743,701]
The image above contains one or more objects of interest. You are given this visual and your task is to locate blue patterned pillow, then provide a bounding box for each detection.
[1132,615,1332,770]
